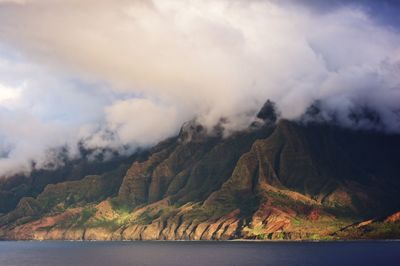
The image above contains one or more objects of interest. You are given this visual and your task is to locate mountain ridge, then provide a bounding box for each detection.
[1,115,400,240]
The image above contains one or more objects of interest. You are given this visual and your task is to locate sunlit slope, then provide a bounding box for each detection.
[1,119,399,240]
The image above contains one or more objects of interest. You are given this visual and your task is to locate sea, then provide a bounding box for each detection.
[0,241,398,266]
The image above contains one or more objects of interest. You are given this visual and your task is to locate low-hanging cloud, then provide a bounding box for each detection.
[0,0,399,177]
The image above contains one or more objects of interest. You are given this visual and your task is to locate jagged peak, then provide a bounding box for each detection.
[177,119,208,144]
[256,100,279,123]
[249,100,279,130]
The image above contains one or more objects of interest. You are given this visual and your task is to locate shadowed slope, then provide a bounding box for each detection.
[1,117,399,240]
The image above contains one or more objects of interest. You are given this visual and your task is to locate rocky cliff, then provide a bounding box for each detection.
[1,113,400,240]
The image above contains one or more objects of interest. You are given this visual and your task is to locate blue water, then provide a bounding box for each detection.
[0,241,398,266]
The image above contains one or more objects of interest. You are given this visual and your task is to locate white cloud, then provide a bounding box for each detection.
[0,109,79,176]
[84,98,183,150]
[0,0,399,176]
[0,82,21,105]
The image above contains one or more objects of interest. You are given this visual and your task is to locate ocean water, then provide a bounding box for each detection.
[0,241,398,266]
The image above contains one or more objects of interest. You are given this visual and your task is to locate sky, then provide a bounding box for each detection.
[0,0,399,177]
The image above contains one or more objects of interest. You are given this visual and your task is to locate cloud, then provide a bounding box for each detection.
[0,0,399,176]
[83,98,183,150]
[0,109,77,176]
[0,82,21,104]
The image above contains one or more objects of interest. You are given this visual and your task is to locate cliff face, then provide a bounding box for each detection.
[1,118,400,241]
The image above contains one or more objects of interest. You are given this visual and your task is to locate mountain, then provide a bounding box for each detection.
[1,106,400,240]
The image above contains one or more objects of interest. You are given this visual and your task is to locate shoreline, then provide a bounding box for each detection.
[1,239,399,242]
